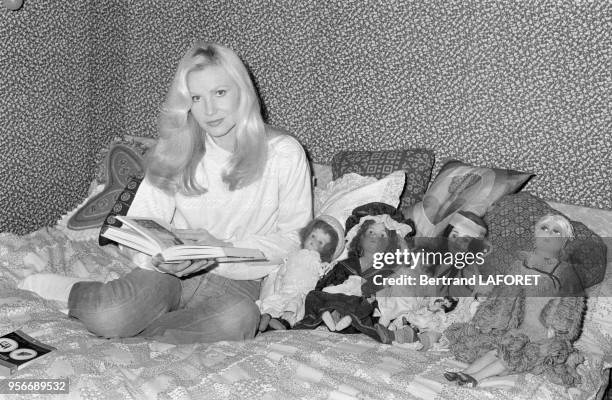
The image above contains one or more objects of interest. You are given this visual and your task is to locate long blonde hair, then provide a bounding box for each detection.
[146,41,269,194]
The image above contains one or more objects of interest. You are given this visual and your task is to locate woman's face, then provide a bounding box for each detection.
[187,65,241,149]
[360,222,389,254]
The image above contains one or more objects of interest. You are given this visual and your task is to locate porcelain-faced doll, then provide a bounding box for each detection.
[375,210,489,329]
[257,215,345,331]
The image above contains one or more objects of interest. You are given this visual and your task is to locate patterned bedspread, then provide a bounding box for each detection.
[0,208,610,399]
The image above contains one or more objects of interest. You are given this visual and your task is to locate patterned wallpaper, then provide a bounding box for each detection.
[1,0,610,234]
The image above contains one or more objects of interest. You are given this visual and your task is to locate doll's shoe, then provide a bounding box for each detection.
[335,315,352,331]
[321,311,336,331]
[375,323,395,344]
[268,318,289,330]
[417,332,432,351]
[258,314,271,332]
[456,372,478,387]
[443,371,461,381]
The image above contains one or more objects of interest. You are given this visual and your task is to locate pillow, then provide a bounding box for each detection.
[98,175,145,247]
[312,163,333,188]
[314,170,406,228]
[55,183,107,241]
[411,160,534,237]
[331,149,435,216]
[66,142,147,231]
[93,136,153,186]
[481,192,608,289]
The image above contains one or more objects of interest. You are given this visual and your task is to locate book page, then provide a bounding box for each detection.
[116,217,183,251]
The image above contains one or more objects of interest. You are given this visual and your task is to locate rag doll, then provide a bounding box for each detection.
[257,215,345,331]
[375,296,459,350]
[443,214,586,388]
[294,212,413,338]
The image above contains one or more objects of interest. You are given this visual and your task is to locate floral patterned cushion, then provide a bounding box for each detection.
[411,160,534,237]
[482,192,608,289]
[331,149,435,216]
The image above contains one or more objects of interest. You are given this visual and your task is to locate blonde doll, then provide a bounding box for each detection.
[444,214,586,387]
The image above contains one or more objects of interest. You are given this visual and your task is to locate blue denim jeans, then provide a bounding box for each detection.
[68,268,261,344]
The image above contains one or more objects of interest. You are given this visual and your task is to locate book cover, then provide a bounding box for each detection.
[0,330,55,376]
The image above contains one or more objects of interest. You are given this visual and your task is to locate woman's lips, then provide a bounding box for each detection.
[207,118,223,127]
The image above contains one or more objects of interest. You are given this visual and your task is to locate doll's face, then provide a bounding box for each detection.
[360,222,390,254]
[429,297,453,312]
[303,228,332,254]
[534,220,568,257]
[448,225,485,253]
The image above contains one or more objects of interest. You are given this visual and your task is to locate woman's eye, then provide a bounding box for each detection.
[191,95,201,102]
[552,229,561,235]
[216,89,227,96]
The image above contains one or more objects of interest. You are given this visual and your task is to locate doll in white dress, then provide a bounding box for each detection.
[257,215,345,331]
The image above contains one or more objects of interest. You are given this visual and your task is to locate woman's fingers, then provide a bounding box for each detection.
[154,260,193,275]
[178,260,216,277]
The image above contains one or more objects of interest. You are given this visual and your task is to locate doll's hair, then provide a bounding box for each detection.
[442,211,488,239]
[347,219,401,259]
[535,214,575,239]
[299,219,339,263]
[439,296,459,313]
[146,41,270,194]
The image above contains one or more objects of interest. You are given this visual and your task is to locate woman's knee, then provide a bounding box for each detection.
[216,298,260,340]
[68,270,181,338]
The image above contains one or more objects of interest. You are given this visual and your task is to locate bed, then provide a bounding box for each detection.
[0,140,610,400]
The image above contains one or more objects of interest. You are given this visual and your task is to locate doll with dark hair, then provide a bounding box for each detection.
[294,212,413,337]
[434,211,490,297]
[443,214,586,388]
[374,210,489,330]
[257,215,345,331]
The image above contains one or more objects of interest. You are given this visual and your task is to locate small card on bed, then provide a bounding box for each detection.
[100,216,268,264]
[0,330,55,376]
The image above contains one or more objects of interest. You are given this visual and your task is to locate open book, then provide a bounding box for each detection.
[100,216,267,264]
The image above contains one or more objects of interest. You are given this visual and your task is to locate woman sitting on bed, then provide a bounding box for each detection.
[19,41,312,344]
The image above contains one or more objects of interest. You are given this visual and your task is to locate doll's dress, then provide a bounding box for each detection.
[257,248,323,326]
[444,251,586,386]
[293,255,392,337]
